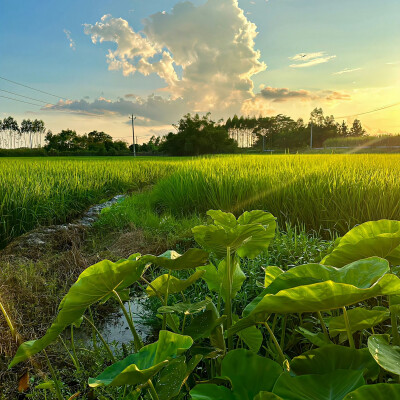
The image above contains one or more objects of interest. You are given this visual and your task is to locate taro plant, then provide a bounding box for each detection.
[9,215,400,399]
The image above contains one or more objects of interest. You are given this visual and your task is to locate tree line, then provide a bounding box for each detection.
[140,108,367,156]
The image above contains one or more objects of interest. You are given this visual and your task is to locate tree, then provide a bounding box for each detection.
[21,119,33,148]
[2,116,19,149]
[349,119,365,137]
[161,113,237,156]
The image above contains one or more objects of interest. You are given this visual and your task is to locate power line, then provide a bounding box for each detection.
[337,101,400,119]
[0,89,55,105]
[0,76,68,100]
[0,94,43,107]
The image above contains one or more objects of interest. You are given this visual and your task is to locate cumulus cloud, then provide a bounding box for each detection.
[68,0,264,121]
[259,87,316,102]
[63,29,76,50]
[290,52,336,68]
[333,67,362,75]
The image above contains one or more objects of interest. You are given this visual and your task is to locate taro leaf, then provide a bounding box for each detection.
[272,370,365,400]
[184,310,226,341]
[192,223,268,259]
[190,349,282,400]
[254,394,284,400]
[144,249,209,271]
[368,334,400,375]
[296,326,333,347]
[230,274,400,335]
[290,345,380,380]
[321,220,400,268]
[89,330,193,387]
[158,299,212,315]
[207,210,238,229]
[156,313,180,332]
[237,210,276,226]
[10,257,146,368]
[233,315,263,353]
[198,257,246,302]
[264,266,284,288]
[343,383,400,399]
[193,210,276,260]
[146,270,206,297]
[156,355,203,400]
[328,307,390,337]
[190,384,236,400]
[243,258,388,318]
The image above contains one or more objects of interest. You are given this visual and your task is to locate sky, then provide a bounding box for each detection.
[0,0,399,143]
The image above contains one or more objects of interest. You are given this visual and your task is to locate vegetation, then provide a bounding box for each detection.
[4,153,400,247]
[6,211,400,399]
[0,157,180,247]
[325,134,400,148]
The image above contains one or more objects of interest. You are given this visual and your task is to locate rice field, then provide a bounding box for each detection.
[1,154,400,247]
[0,157,180,247]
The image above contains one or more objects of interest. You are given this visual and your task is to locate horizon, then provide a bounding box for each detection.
[1,0,399,143]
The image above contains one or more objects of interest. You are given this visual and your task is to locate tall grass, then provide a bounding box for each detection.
[0,157,181,247]
[151,154,400,235]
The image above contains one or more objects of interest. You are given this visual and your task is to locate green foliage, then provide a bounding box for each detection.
[11,211,400,399]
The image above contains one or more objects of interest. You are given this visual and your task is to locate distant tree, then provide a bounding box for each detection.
[349,119,366,137]
[161,113,237,156]
[21,119,33,148]
[45,129,79,151]
[339,121,349,136]
[2,116,19,149]
[32,119,45,147]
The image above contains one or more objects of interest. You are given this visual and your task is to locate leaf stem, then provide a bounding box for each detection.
[58,336,79,371]
[113,290,143,351]
[225,247,233,351]
[147,380,160,400]
[70,325,80,371]
[83,316,116,363]
[317,311,330,341]
[43,349,63,400]
[162,270,171,330]
[342,307,355,349]
[263,321,285,364]
[390,296,400,345]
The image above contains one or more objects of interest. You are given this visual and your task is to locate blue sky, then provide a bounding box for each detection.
[1,0,399,141]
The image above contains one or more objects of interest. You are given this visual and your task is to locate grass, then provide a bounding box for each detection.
[0,156,181,247]
[3,154,400,247]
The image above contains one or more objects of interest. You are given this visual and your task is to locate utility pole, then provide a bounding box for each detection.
[129,114,136,157]
[310,121,313,149]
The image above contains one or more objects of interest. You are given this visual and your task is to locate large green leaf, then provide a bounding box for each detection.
[233,315,263,353]
[146,270,205,297]
[296,326,333,347]
[328,307,390,337]
[343,383,400,399]
[144,249,209,270]
[198,257,246,302]
[272,370,365,400]
[321,220,400,267]
[254,394,283,400]
[184,311,226,341]
[368,334,400,375]
[230,274,400,335]
[155,355,203,400]
[89,331,193,387]
[264,266,284,288]
[243,258,388,318]
[193,210,276,259]
[10,257,146,367]
[290,345,380,380]
[190,349,282,400]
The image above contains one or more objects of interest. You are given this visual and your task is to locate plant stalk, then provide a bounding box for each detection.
[113,290,143,351]
[224,247,233,351]
[43,349,63,400]
[58,336,79,371]
[70,325,80,370]
[83,316,116,363]
[147,380,160,400]
[0,300,16,339]
[390,296,400,345]
[317,311,330,341]
[342,307,355,349]
[162,270,171,330]
[263,321,285,364]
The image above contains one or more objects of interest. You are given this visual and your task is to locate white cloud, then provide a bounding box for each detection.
[63,29,76,50]
[333,67,362,75]
[77,0,266,121]
[289,52,336,68]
